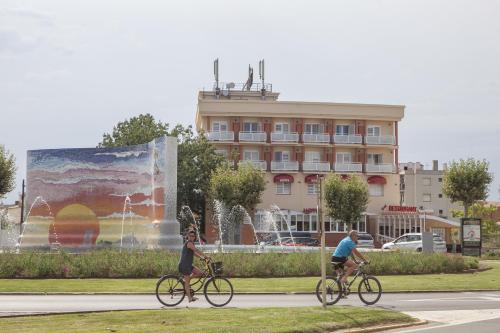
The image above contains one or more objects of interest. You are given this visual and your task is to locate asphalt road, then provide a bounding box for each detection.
[1,291,499,332]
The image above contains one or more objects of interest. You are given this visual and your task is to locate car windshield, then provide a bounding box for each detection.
[358,234,373,240]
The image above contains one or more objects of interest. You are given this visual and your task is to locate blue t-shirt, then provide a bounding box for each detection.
[333,236,356,258]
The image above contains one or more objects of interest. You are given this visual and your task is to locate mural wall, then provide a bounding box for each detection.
[24,137,170,250]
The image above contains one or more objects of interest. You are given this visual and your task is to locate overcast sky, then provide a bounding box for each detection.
[1,0,499,204]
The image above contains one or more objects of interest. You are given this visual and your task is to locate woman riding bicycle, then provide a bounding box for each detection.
[178,229,210,302]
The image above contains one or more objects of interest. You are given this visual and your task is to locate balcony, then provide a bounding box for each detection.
[271,161,299,172]
[334,162,362,173]
[333,134,362,144]
[271,132,299,143]
[206,131,234,141]
[303,133,330,144]
[365,135,395,145]
[239,131,267,142]
[365,163,396,173]
[238,160,267,170]
[303,161,331,172]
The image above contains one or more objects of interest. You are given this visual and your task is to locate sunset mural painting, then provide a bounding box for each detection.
[24,136,181,250]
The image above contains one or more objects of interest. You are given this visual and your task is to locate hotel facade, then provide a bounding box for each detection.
[196,83,458,247]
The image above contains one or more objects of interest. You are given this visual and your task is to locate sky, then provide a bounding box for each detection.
[1,0,499,204]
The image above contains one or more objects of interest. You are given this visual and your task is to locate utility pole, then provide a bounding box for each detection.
[19,179,25,234]
[317,175,327,308]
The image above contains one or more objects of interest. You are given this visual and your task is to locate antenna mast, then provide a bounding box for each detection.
[214,58,220,98]
[259,59,266,99]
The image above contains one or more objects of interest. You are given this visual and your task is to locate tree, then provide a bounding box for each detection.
[98,114,170,148]
[208,163,266,214]
[0,145,16,200]
[98,115,225,229]
[443,158,493,217]
[324,174,369,231]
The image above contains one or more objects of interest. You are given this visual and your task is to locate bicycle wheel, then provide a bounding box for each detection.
[203,277,234,307]
[358,276,382,305]
[315,276,342,305]
[156,275,186,306]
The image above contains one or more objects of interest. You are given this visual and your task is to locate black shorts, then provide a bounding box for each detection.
[331,256,347,264]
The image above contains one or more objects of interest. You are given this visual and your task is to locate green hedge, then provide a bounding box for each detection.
[0,250,478,278]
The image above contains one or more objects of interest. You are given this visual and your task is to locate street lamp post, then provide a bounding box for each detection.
[317,175,327,308]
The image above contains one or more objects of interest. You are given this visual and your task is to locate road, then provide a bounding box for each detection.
[1,291,499,332]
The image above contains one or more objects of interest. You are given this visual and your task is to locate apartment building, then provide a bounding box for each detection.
[196,80,412,246]
[400,160,463,221]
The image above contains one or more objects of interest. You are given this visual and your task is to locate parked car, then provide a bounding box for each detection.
[356,233,374,249]
[260,232,319,247]
[381,233,446,253]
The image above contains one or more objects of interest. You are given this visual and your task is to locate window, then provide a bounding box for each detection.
[423,178,431,186]
[369,183,384,197]
[357,220,367,233]
[307,183,319,195]
[274,151,290,162]
[367,153,383,164]
[305,151,321,162]
[438,177,443,182]
[214,149,228,158]
[432,228,445,239]
[367,126,381,136]
[212,121,228,132]
[276,182,291,195]
[423,194,431,202]
[304,123,322,134]
[325,218,348,232]
[438,194,443,198]
[336,152,352,164]
[439,209,444,215]
[243,150,259,161]
[274,123,289,133]
[243,122,260,132]
[336,125,350,135]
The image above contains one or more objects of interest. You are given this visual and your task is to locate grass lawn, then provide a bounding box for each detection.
[1,261,498,294]
[0,307,415,333]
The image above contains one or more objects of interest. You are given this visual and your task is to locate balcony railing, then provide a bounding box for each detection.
[206,131,234,141]
[271,132,299,143]
[333,134,362,144]
[239,131,267,142]
[365,135,395,145]
[271,161,299,171]
[303,161,331,172]
[303,133,330,143]
[365,163,396,173]
[238,160,267,170]
[334,162,362,172]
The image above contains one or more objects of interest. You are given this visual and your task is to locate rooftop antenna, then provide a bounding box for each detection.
[242,65,253,91]
[259,59,266,99]
[214,58,220,98]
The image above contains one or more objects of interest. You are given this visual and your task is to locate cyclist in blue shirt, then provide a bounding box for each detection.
[332,230,368,285]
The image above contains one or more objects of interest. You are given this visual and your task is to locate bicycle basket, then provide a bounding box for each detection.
[211,261,223,275]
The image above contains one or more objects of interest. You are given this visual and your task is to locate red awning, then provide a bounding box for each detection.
[273,174,294,183]
[367,175,387,185]
[304,174,321,183]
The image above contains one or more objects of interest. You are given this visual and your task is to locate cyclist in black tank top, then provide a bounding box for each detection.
[178,230,209,302]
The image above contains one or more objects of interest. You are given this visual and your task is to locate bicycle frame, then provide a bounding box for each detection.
[335,261,368,290]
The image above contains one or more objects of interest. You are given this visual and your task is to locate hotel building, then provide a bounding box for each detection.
[196,82,457,247]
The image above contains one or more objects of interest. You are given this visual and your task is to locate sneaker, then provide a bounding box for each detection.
[188,297,198,303]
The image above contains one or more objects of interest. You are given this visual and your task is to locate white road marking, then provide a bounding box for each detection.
[399,309,500,332]
[403,295,500,302]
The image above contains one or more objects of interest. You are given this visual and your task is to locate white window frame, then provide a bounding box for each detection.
[367,153,383,164]
[336,125,350,136]
[243,150,259,161]
[423,193,432,202]
[304,123,323,134]
[274,151,290,162]
[276,182,291,195]
[212,121,228,132]
[423,177,431,186]
[305,151,321,162]
[367,126,381,136]
[243,122,261,132]
[307,183,319,195]
[369,183,384,197]
[336,152,352,164]
[274,123,289,133]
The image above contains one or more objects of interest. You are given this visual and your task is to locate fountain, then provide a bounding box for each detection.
[119,195,133,251]
[270,204,296,249]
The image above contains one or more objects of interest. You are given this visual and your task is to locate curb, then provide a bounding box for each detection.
[1,289,499,295]
[335,320,427,333]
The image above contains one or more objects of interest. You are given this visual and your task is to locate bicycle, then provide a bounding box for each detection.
[155,258,234,307]
[315,259,382,305]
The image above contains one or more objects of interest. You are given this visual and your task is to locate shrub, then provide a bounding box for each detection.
[0,250,478,279]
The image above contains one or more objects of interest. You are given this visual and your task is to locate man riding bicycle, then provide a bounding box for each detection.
[332,230,368,285]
